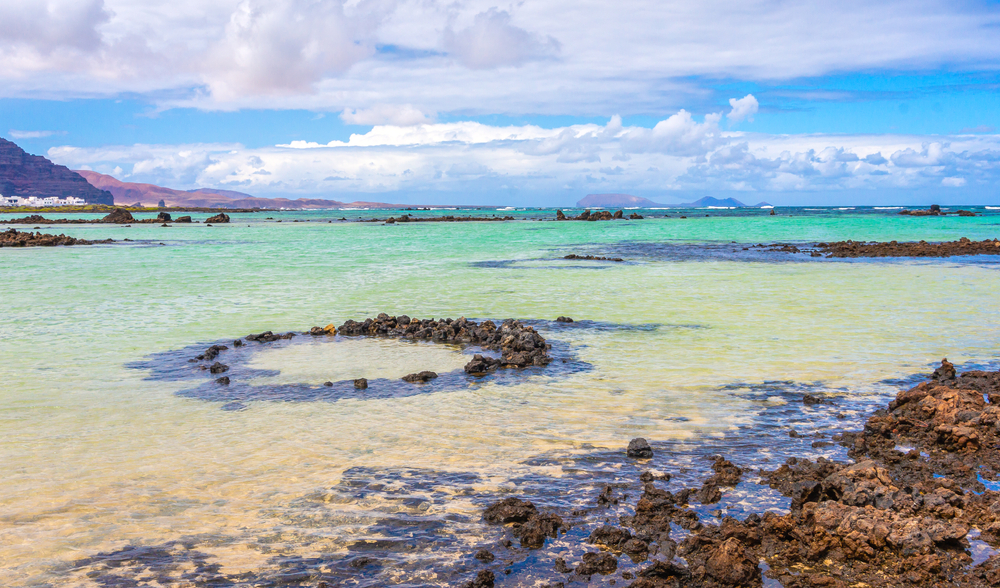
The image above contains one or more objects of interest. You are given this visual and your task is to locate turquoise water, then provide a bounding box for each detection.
[1,207,999,586]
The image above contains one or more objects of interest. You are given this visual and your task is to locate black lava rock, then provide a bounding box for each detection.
[627,437,653,458]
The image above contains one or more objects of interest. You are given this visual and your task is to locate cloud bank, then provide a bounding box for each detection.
[48,95,1000,204]
[2,0,999,114]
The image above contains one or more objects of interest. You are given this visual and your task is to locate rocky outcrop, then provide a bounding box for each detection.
[459,360,1000,588]
[0,228,113,247]
[757,237,1000,258]
[205,213,230,223]
[101,208,135,223]
[564,254,625,261]
[337,314,552,372]
[0,138,113,204]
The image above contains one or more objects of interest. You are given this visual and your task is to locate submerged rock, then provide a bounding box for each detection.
[354,378,368,389]
[555,316,574,323]
[209,362,229,374]
[402,371,438,383]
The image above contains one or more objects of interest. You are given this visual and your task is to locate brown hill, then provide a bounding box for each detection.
[0,138,114,204]
[76,171,404,209]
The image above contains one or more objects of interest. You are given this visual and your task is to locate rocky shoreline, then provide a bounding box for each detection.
[755,237,1000,258]
[464,360,1000,588]
[0,228,114,247]
[557,209,644,221]
[2,208,231,225]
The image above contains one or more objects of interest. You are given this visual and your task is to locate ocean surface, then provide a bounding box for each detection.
[2,206,999,586]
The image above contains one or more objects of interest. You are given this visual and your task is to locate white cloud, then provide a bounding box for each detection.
[727,94,758,124]
[1,0,998,116]
[8,130,67,139]
[340,104,433,126]
[443,8,560,69]
[206,0,381,98]
[46,103,1000,202]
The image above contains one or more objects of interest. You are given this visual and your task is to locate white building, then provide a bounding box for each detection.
[0,195,87,207]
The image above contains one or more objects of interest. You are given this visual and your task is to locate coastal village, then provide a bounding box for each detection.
[0,194,86,207]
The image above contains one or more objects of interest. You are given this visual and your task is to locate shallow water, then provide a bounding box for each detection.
[2,207,999,586]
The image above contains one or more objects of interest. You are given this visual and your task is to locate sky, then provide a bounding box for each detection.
[1,0,999,206]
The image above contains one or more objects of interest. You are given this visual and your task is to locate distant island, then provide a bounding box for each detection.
[578,193,771,208]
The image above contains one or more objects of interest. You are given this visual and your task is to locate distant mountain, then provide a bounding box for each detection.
[577,194,666,207]
[677,196,772,208]
[0,138,114,204]
[76,170,407,209]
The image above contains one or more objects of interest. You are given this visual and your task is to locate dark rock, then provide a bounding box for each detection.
[803,393,824,405]
[323,381,333,387]
[100,208,135,223]
[0,138,114,204]
[205,213,230,223]
[463,570,494,588]
[402,371,438,383]
[215,376,230,385]
[556,210,567,220]
[156,212,172,222]
[354,378,368,389]
[464,354,501,375]
[627,437,653,458]
[176,216,192,223]
[576,551,618,576]
[233,339,243,347]
[484,497,537,524]
[474,549,494,563]
[554,557,572,573]
[932,357,956,381]
[209,362,229,374]
[516,513,563,548]
[555,316,574,323]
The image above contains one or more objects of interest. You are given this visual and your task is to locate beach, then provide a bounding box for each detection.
[1,207,999,586]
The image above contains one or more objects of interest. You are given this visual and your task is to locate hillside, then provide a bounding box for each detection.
[76,171,405,209]
[0,138,114,204]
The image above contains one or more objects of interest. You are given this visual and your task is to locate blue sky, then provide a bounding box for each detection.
[2,0,1000,205]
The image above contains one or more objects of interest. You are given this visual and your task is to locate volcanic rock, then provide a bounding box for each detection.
[627,437,654,458]
[402,371,438,383]
[205,213,230,223]
[0,138,113,204]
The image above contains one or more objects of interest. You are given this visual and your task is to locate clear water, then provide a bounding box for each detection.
[2,207,999,586]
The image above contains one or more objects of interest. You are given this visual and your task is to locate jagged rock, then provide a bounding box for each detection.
[100,208,134,223]
[215,376,230,385]
[464,354,501,375]
[576,552,618,576]
[474,549,494,562]
[484,498,537,524]
[205,213,230,223]
[402,371,437,383]
[627,437,653,458]
[463,570,494,588]
[156,212,172,222]
[176,216,192,223]
[209,362,229,374]
[516,513,563,548]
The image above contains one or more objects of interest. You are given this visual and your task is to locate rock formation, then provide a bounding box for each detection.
[0,138,113,204]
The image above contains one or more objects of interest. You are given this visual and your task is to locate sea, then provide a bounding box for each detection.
[1,206,999,586]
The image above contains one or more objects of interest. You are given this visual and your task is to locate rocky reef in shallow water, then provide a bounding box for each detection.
[465,359,1000,588]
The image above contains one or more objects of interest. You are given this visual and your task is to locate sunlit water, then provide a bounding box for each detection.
[2,207,999,586]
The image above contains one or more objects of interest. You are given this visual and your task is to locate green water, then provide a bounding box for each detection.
[1,208,999,585]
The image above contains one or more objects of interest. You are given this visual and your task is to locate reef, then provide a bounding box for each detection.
[2,207,226,225]
[755,237,1000,258]
[556,209,644,221]
[367,214,516,223]
[564,254,625,262]
[463,359,1000,588]
[0,228,113,247]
